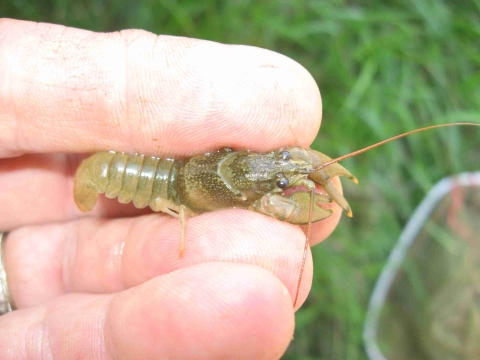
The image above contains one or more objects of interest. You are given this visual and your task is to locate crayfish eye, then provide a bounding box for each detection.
[275,173,289,189]
[278,150,291,161]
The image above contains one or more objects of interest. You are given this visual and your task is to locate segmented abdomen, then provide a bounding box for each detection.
[73,151,182,213]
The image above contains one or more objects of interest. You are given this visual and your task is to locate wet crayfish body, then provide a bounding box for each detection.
[73,147,357,224]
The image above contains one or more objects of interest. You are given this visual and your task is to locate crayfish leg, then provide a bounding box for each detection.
[158,205,190,258]
[179,205,187,258]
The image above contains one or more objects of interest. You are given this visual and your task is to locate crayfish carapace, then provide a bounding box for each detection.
[73,122,479,307]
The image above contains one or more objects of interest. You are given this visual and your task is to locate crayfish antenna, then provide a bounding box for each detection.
[313,122,480,171]
[293,186,315,308]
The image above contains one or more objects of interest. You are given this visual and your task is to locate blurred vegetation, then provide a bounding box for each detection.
[2,0,480,358]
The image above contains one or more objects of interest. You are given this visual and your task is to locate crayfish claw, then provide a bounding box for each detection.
[307,151,358,185]
[305,150,357,217]
[288,192,333,224]
[252,192,333,225]
[327,162,358,185]
[322,181,353,217]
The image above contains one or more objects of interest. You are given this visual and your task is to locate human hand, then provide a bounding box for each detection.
[0,19,343,359]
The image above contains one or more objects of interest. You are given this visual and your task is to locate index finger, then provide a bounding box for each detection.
[0,19,322,158]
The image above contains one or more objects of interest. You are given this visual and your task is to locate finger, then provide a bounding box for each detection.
[0,19,322,159]
[5,210,315,310]
[0,263,294,359]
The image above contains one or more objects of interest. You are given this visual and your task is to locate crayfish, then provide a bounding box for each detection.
[73,123,479,306]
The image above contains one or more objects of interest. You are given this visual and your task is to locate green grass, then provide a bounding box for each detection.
[3,1,480,358]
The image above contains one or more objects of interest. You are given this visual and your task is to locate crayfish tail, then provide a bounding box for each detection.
[73,152,115,212]
[73,182,99,212]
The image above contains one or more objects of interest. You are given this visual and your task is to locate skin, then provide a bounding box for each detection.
[0,19,344,359]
